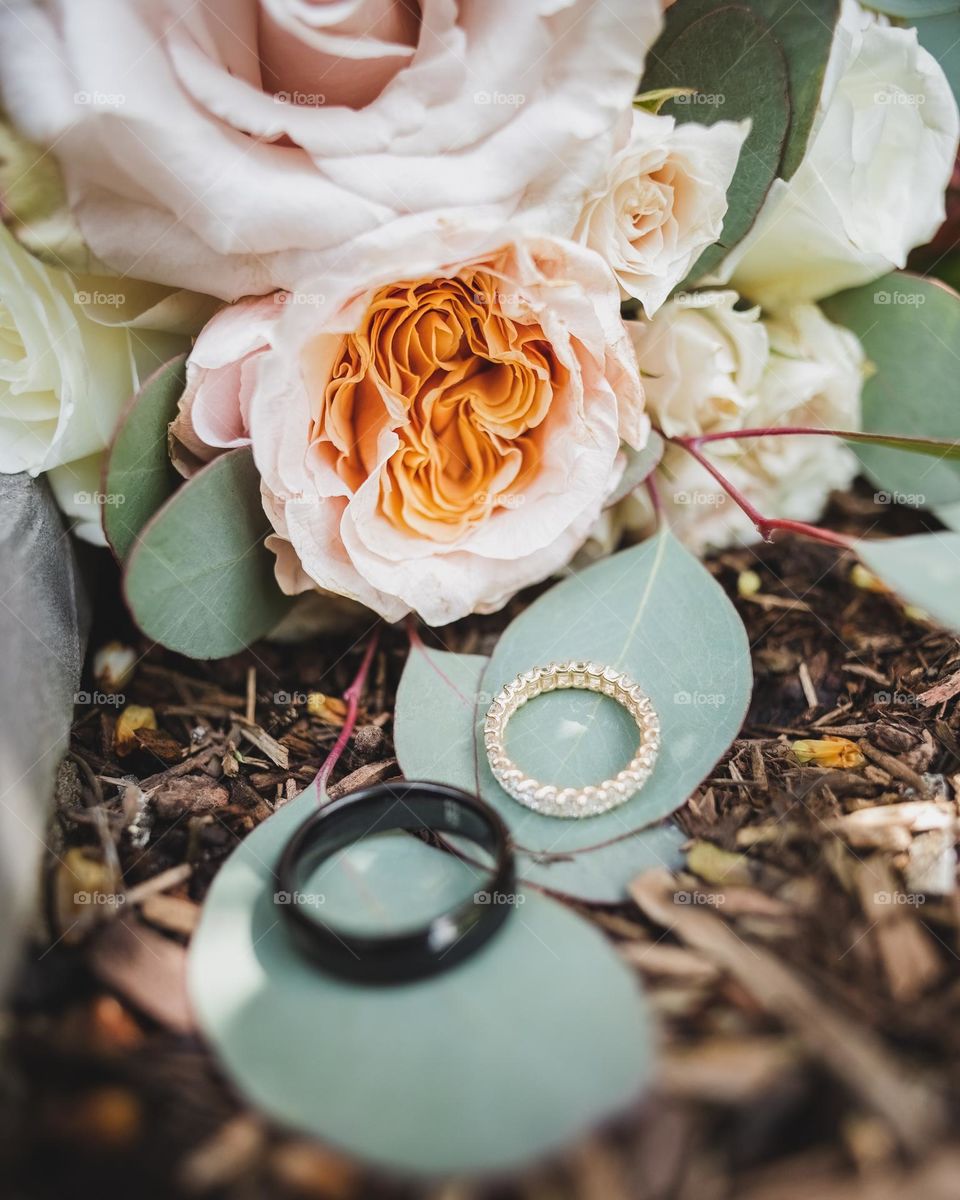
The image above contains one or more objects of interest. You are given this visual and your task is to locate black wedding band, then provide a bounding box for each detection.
[275,781,517,985]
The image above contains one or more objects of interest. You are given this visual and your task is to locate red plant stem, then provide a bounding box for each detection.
[645,472,663,525]
[315,626,381,798]
[673,438,854,550]
[680,426,858,447]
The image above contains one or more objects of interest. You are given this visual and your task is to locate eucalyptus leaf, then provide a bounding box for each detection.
[123,448,291,659]
[393,648,686,902]
[914,14,960,104]
[822,274,960,508]
[397,532,750,897]
[642,6,791,281]
[868,1,960,16]
[608,431,665,506]
[646,0,838,180]
[854,534,960,634]
[189,786,655,1174]
[102,354,187,560]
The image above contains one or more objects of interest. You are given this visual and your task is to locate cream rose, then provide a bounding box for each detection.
[575,109,749,313]
[0,223,181,544]
[621,291,864,553]
[0,0,662,302]
[717,0,960,306]
[171,233,647,625]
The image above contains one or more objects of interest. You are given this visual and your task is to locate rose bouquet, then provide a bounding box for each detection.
[0,0,959,652]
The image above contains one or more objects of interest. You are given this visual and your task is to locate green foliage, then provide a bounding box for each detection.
[393,647,686,902]
[855,533,960,634]
[395,530,751,901]
[123,448,291,659]
[642,6,790,281]
[189,786,655,1173]
[102,354,187,560]
[822,273,960,508]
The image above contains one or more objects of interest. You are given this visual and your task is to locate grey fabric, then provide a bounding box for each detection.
[0,474,87,990]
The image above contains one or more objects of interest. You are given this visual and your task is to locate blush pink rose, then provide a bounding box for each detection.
[171,229,648,624]
[0,0,662,301]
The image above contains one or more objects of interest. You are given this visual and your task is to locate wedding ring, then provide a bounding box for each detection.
[483,662,660,819]
[275,781,516,984]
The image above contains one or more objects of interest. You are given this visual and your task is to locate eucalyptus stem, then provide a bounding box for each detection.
[671,437,854,550]
[679,425,857,448]
[315,625,381,798]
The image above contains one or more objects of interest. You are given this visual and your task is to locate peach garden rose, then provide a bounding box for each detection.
[171,232,648,624]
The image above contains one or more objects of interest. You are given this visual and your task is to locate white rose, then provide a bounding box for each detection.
[717,0,959,306]
[0,224,183,544]
[576,109,749,314]
[0,0,663,301]
[621,291,865,554]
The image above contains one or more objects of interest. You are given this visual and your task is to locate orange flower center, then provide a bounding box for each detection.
[306,272,567,542]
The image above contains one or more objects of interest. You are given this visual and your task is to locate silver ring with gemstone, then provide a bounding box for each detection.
[483,661,660,819]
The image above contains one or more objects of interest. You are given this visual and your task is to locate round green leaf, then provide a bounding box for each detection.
[123,448,291,659]
[822,274,960,509]
[914,14,960,105]
[647,0,838,180]
[642,5,790,280]
[868,2,960,17]
[855,533,960,635]
[475,531,751,855]
[101,354,187,560]
[393,647,686,902]
[188,786,655,1175]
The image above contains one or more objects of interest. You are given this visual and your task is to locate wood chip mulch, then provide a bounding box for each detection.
[3,483,960,1200]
